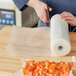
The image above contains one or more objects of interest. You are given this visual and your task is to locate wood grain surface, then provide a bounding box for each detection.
[0,26,76,76]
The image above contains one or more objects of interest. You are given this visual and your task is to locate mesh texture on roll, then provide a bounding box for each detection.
[50,14,71,56]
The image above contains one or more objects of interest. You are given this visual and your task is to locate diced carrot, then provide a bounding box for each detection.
[49,67,55,73]
[60,61,65,64]
[49,73,54,76]
[62,64,69,69]
[55,70,61,76]
[35,72,40,76]
[22,60,73,76]
[62,69,69,76]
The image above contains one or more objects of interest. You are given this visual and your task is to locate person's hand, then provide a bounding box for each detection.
[26,0,52,23]
[60,12,76,26]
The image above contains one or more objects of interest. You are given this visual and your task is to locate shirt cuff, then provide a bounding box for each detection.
[12,0,29,11]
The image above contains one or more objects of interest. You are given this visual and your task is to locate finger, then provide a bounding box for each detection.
[49,7,52,11]
[41,17,48,23]
[60,16,72,20]
[63,18,74,25]
[60,12,66,16]
[43,11,49,23]
[40,11,48,23]
[66,21,74,25]
[60,12,73,19]
[60,12,72,16]
[39,3,49,23]
[60,12,71,16]
[64,20,71,24]
[45,4,52,12]
[61,17,73,22]
[60,14,71,18]
[60,16,72,23]
[60,13,73,20]
[63,18,72,22]
[44,3,47,10]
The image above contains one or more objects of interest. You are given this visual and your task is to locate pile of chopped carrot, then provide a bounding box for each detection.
[22,60,73,76]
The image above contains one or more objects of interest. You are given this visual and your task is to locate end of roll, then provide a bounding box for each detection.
[58,46,63,51]
[51,39,71,57]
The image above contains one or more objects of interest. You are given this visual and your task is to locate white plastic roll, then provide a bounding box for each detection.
[50,14,71,57]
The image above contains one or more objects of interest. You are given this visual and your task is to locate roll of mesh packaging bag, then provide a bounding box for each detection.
[50,14,71,56]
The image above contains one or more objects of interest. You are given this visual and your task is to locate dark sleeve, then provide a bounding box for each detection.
[40,0,48,4]
[12,0,29,11]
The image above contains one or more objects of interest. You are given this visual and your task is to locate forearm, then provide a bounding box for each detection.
[12,0,29,11]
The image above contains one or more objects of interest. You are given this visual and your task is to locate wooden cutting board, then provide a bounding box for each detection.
[0,71,13,76]
[0,26,76,76]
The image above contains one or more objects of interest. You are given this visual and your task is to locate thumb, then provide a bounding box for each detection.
[49,7,52,11]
